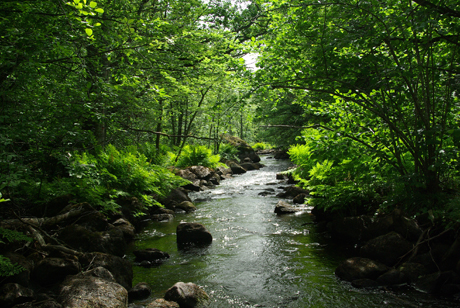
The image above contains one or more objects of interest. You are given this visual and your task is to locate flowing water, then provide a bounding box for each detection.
[131,156,458,308]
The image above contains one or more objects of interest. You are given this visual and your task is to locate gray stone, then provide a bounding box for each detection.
[360,231,413,266]
[335,257,390,282]
[32,257,81,286]
[0,283,34,308]
[164,282,209,308]
[147,299,180,308]
[274,200,302,215]
[58,267,128,308]
[80,252,133,291]
[176,223,212,249]
[133,248,170,263]
[128,282,151,301]
[175,201,197,213]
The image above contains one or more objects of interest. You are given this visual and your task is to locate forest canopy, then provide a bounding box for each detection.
[1,0,460,224]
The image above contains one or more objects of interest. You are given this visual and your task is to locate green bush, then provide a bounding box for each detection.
[138,142,172,167]
[218,143,239,162]
[288,132,389,213]
[251,142,273,151]
[0,195,33,277]
[176,144,222,169]
[38,145,190,214]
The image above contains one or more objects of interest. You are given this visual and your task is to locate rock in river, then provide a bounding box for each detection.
[176,223,212,249]
[335,257,390,282]
[164,282,209,308]
[274,200,303,215]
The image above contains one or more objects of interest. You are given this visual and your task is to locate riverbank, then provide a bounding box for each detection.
[2,153,459,307]
[0,163,238,308]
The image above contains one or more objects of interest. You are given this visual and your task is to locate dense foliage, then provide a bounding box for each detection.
[2,0,460,272]
[175,144,222,169]
[252,0,460,220]
[0,0,258,204]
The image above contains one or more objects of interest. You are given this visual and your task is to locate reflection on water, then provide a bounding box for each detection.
[132,157,458,307]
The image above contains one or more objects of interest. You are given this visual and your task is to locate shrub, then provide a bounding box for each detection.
[38,145,190,214]
[176,144,222,169]
[0,195,32,277]
[138,142,172,167]
[218,143,240,162]
[251,142,273,151]
[288,132,388,214]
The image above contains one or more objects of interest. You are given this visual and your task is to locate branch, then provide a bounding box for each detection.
[259,124,332,130]
[413,0,460,18]
[123,126,216,141]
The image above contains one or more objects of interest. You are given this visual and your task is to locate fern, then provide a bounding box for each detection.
[34,145,190,215]
[0,255,25,277]
[0,198,32,277]
[219,143,240,162]
[176,144,222,169]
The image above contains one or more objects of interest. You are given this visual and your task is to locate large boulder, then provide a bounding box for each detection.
[80,252,133,290]
[175,201,197,213]
[376,263,427,286]
[392,210,423,241]
[327,215,374,243]
[128,282,151,302]
[221,134,260,163]
[360,231,413,266]
[398,262,427,283]
[239,162,260,171]
[207,173,221,185]
[58,267,128,308]
[335,257,390,282]
[32,257,81,286]
[227,162,246,175]
[215,166,232,179]
[176,169,197,182]
[58,202,108,232]
[164,282,209,308]
[274,150,289,160]
[0,283,34,308]
[414,271,460,295]
[58,224,127,257]
[133,248,170,264]
[112,218,136,242]
[276,186,309,199]
[376,268,407,285]
[188,166,212,180]
[161,188,192,209]
[176,223,212,249]
[147,299,180,308]
[293,193,308,204]
[274,201,303,215]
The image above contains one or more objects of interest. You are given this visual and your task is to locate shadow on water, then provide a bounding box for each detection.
[131,156,459,308]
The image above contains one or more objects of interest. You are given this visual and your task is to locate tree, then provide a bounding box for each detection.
[255,0,460,210]
[0,0,255,202]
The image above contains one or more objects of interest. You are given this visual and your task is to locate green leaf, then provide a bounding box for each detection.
[95,8,104,13]
[85,28,93,36]
[90,1,97,8]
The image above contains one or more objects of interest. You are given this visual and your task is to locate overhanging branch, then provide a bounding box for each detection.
[124,126,216,141]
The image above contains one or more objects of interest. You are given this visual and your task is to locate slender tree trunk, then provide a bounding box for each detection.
[155,99,163,150]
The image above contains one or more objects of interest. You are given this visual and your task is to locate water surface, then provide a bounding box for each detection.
[132,156,457,307]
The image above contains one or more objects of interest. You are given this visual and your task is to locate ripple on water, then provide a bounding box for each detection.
[132,156,460,308]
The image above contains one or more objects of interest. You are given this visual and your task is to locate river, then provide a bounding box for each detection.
[131,156,458,307]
